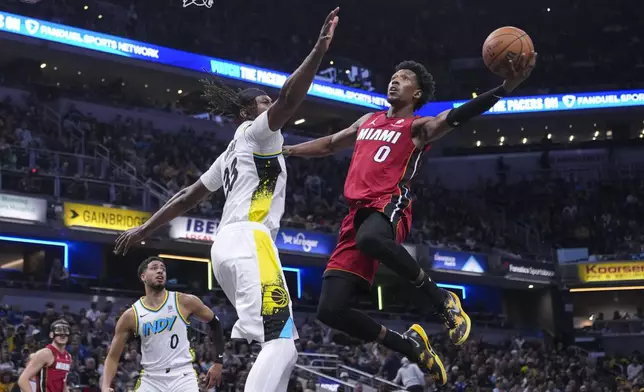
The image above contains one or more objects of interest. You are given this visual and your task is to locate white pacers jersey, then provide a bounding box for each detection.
[132,291,194,372]
[200,110,286,239]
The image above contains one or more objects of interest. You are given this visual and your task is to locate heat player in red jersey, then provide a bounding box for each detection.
[18,319,72,392]
[285,55,537,384]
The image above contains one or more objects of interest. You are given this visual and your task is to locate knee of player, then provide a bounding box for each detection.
[316,300,345,327]
[355,230,381,254]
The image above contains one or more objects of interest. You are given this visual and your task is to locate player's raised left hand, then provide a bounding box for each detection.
[316,7,340,52]
[206,363,223,389]
[113,226,146,256]
[502,52,537,92]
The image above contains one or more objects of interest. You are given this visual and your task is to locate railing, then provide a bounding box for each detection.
[298,352,341,371]
[294,364,363,392]
[0,148,153,209]
[338,364,403,392]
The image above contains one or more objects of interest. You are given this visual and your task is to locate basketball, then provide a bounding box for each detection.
[482,27,534,77]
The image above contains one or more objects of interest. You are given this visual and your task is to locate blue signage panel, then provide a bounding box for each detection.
[0,11,387,110]
[276,228,336,256]
[2,11,644,115]
[430,248,488,274]
[418,90,644,117]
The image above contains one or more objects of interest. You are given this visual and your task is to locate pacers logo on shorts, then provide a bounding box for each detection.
[261,284,289,315]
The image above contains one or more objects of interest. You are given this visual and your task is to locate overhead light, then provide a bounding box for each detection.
[475,140,481,147]
[547,133,552,139]
[472,130,476,134]
[569,135,575,142]
[500,136,505,142]
[569,124,573,128]
[528,284,534,289]
[294,118,306,125]
[56,82,60,86]
[593,123,597,127]
[83,5,88,10]
[377,286,383,311]
[522,137,527,144]
[345,69,350,74]
[53,66,58,71]
[121,82,126,86]
[144,84,148,88]
[496,128,500,133]
[98,14,103,19]
[472,92,478,98]
[329,60,334,65]
[589,314,594,321]
[594,131,599,137]
[40,63,47,69]
[140,241,146,245]
[166,88,170,92]
[545,125,549,130]
[606,130,613,137]
[520,127,524,131]
[546,7,551,12]
[77,71,82,75]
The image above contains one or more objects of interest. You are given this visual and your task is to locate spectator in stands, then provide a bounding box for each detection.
[393,357,425,392]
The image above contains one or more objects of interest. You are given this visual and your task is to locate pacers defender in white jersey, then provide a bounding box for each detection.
[101,257,225,392]
[114,8,340,392]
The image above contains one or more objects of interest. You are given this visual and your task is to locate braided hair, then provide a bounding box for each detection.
[200,76,267,120]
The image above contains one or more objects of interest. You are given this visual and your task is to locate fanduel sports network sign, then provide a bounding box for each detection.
[0,193,47,223]
[501,259,556,281]
[1,10,644,116]
[578,261,644,283]
[275,228,336,256]
[168,216,219,242]
[430,248,487,274]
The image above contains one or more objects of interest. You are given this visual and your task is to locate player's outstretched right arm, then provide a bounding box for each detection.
[265,8,339,132]
[101,308,136,392]
[18,348,53,392]
[283,113,371,157]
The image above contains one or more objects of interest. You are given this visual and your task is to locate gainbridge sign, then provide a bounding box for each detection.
[63,202,150,232]
[578,262,644,283]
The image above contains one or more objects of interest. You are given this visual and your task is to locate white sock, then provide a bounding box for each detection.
[244,338,297,392]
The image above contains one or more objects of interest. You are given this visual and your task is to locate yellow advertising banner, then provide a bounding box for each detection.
[63,202,150,232]
[578,262,644,283]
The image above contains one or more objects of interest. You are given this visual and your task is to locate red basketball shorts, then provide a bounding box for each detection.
[325,197,412,287]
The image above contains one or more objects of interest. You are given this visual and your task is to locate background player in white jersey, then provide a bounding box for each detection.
[100,257,224,392]
[113,8,340,392]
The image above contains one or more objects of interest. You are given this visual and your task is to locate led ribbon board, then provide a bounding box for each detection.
[1,11,643,114]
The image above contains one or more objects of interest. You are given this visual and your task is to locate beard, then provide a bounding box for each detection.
[148,281,165,291]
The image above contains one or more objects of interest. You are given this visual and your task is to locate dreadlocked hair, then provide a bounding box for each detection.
[200,76,245,118]
[395,60,436,110]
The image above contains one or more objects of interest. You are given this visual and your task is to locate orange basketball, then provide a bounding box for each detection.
[482,27,534,77]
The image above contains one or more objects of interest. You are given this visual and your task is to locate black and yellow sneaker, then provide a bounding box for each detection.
[440,290,471,345]
[403,324,447,386]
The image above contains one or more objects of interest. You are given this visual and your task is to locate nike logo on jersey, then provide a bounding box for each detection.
[357,128,402,144]
[140,313,149,318]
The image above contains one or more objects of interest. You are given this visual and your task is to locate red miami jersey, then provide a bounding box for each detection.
[37,344,72,392]
[344,112,428,205]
